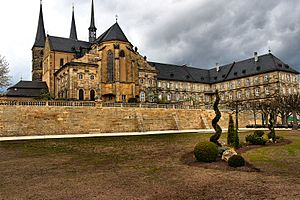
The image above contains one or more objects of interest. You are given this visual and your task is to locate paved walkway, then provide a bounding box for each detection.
[0,128,290,142]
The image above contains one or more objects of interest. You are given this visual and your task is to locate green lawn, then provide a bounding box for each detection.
[0,131,299,199]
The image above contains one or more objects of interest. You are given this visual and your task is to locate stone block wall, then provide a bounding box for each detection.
[0,106,257,137]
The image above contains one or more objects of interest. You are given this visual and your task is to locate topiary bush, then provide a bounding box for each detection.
[194,141,218,163]
[228,155,245,167]
[253,130,265,137]
[245,134,267,145]
[210,90,222,146]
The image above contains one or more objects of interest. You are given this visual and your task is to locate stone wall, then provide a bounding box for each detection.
[0,105,257,137]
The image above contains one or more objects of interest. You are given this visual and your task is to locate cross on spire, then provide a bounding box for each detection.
[115,14,118,22]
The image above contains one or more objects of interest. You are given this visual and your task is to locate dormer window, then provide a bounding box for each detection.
[186,75,190,79]
[170,73,174,78]
[242,70,246,74]
[256,66,261,71]
[234,72,238,76]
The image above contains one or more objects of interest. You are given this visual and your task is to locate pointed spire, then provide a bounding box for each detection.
[69,4,78,40]
[33,0,46,47]
[89,0,97,42]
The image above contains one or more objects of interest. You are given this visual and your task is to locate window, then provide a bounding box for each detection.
[175,82,178,89]
[79,74,83,80]
[265,87,270,96]
[119,50,125,58]
[237,91,241,99]
[236,80,241,87]
[122,95,126,102]
[167,82,170,89]
[107,50,114,83]
[140,92,145,102]
[90,75,95,80]
[246,79,250,86]
[264,75,269,82]
[246,90,250,98]
[255,77,259,84]
[60,58,64,66]
[255,88,260,97]
[158,81,161,88]
[158,93,162,100]
[167,94,171,101]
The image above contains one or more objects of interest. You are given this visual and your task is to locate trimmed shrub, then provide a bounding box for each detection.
[128,98,138,103]
[245,134,267,145]
[210,90,222,146]
[194,141,218,163]
[253,130,265,137]
[228,155,245,167]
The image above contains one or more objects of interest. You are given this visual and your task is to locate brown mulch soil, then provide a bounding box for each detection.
[181,139,291,172]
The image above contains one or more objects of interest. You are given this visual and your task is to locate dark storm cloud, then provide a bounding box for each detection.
[86,0,300,70]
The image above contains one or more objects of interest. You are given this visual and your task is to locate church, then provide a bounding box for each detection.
[8,0,300,104]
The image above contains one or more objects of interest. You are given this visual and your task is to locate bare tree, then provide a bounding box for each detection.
[285,94,300,130]
[0,55,10,88]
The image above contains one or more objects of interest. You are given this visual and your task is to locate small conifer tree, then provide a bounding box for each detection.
[227,114,235,145]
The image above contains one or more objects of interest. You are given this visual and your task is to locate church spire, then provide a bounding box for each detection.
[33,0,46,47]
[88,0,97,42]
[69,4,78,40]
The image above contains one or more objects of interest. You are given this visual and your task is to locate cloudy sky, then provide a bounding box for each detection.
[0,0,300,87]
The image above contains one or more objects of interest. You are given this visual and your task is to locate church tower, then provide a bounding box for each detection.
[88,0,97,42]
[32,0,46,81]
[69,5,78,40]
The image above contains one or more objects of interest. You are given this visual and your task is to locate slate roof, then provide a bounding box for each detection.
[95,22,130,43]
[48,36,90,53]
[33,3,46,48]
[149,62,210,83]
[7,81,49,97]
[150,53,299,84]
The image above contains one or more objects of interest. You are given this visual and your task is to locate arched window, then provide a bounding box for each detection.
[119,50,125,58]
[79,89,84,101]
[90,90,95,101]
[107,50,114,83]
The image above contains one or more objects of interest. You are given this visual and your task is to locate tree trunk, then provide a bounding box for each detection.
[254,110,257,126]
[292,111,298,130]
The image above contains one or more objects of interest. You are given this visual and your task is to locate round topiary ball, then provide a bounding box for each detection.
[194,141,218,163]
[228,155,245,167]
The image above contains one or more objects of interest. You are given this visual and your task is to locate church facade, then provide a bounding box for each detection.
[31,0,299,104]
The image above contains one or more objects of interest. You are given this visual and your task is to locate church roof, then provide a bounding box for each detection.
[95,22,130,43]
[33,2,46,48]
[151,53,299,84]
[48,36,90,53]
[7,81,49,97]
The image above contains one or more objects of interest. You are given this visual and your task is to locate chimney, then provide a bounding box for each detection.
[254,52,258,62]
[216,63,220,72]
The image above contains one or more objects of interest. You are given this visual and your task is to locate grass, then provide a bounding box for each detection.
[243,131,300,178]
[0,131,300,199]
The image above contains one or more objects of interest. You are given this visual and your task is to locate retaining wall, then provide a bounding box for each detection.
[0,105,258,136]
